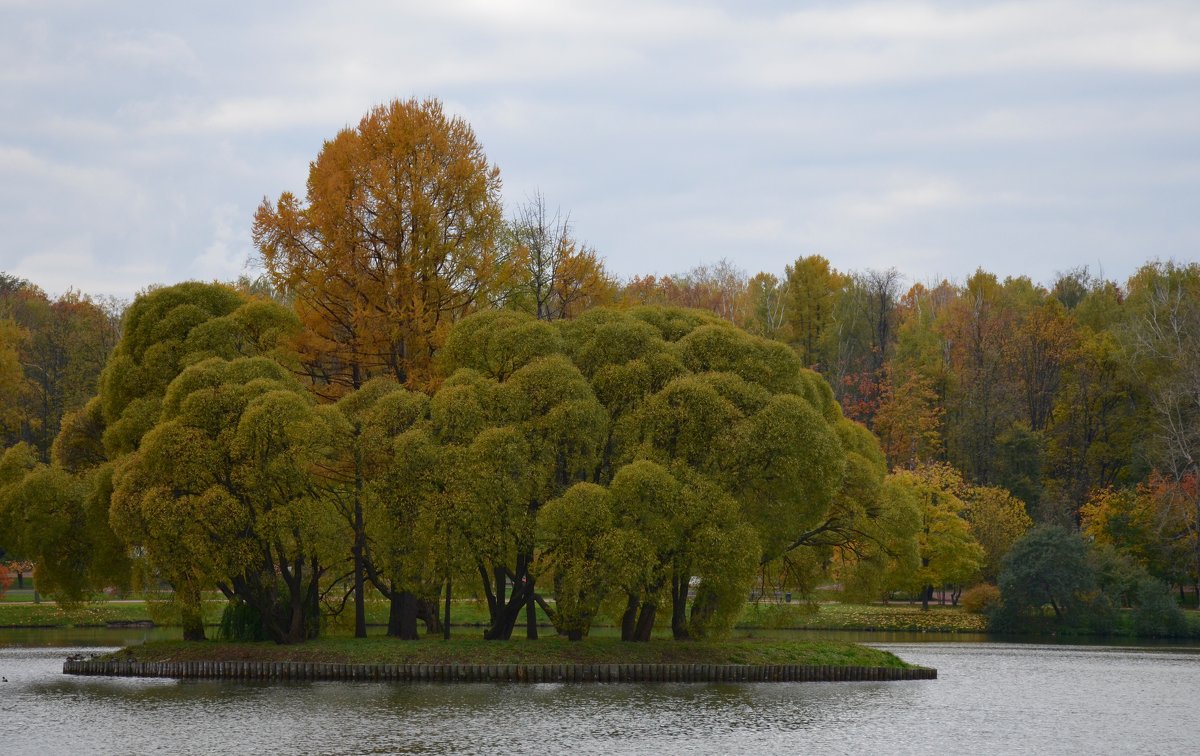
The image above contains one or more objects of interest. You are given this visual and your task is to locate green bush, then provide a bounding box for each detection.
[960,584,1001,615]
[1132,577,1188,637]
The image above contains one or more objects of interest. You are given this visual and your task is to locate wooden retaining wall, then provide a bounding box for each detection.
[63,659,935,683]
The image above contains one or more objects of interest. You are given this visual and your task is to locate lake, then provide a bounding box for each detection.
[1,630,1197,755]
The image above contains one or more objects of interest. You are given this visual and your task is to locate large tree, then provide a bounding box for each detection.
[111,356,340,644]
[253,97,507,396]
[254,99,508,636]
[1125,262,1200,590]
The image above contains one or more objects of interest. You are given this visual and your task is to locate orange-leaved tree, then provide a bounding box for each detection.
[253,97,507,397]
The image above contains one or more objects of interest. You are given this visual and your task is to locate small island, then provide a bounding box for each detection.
[66,637,933,683]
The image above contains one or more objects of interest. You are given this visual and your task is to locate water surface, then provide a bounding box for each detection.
[1,635,1196,755]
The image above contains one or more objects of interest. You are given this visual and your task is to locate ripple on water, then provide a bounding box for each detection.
[1,642,1198,755]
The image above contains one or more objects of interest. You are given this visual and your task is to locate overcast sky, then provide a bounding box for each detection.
[2,0,1198,300]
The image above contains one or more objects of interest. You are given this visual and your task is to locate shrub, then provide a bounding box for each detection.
[1132,577,1188,637]
[961,583,1001,615]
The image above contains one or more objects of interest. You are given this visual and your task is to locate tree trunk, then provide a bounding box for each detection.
[352,463,366,639]
[567,629,583,641]
[921,585,932,611]
[443,576,452,640]
[387,591,419,640]
[634,602,657,642]
[418,597,441,635]
[620,595,639,642]
[181,607,206,641]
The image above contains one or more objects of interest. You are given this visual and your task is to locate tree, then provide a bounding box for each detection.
[507,192,614,320]
[1081,475,1196,593]
[993,525,1108,631]
[1124,262,1200,591]
[741,271,789,341]
[0,282,121,460]
[940,270,1020,484]
[784,255,840,368]
[1009,299,1076,433]
[535,482,648,640]
[93,282,300,638]
[253,97,507,397]
[962,485,1033,583]
[326,378,447,639]
[887,466,984,609]
[112,357,340,643]
[1044,329,1142,523]
[438,311,607,640]
[873,369,944,469]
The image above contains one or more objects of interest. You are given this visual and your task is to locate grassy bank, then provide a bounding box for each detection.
[738,602,991,633]
[99,636,914,669]
[5,594,1197,639]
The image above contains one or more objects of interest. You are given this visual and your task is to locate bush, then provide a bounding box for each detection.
[961,584,1001,615]
[1133,577,1188,637]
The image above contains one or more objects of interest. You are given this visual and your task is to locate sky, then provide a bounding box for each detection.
[2,0,1198,300]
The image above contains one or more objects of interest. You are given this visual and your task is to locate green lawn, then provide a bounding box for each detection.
[100,635,914,668]
[738,601,991,633]
[6,592,1197,638]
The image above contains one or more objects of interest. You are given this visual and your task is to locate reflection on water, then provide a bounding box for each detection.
[0,626,177,648]
[1,634,1198,755]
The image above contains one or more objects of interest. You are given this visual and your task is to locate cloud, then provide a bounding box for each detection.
[1,0,1198,300]
[190,203,250,281]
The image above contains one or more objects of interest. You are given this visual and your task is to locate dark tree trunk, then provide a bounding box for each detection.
[418,597,441,635]
[481,560,533,640]
[181,607,206,641]
[387,591,419,640]
[633,602,657,642]
[621,595,639,642]
[921,585,932,612]
[567,629,583,641]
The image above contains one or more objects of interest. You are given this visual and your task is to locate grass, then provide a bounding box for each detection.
[737,601,991,633]
[98,635,915,669]
[6,591,1196,639]
[0,597,225,628]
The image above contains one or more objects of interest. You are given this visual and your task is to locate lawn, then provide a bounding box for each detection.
[99,635,915,669]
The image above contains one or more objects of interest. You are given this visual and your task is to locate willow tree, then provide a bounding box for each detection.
[85,282,299,637]
[437,310,607,639]
[552,307,861,639]
[253,96,507,396]
[112,357,341,643]
[326,378,448,639]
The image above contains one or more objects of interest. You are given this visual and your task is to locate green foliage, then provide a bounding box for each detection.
[1131,577,1187,637]
[992,526,1108,632]
[111,355,337,643]
[537,483,622,639]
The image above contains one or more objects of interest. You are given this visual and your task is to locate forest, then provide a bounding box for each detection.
[1,98,1197,643]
